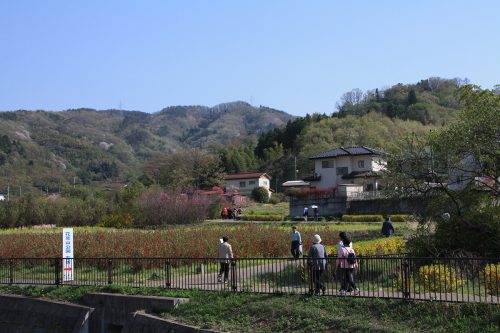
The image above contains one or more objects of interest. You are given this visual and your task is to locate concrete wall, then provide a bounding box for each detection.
[290,196,427,217]
[83,293,189,333]
[0,293,220,333]
[0,294,92,333]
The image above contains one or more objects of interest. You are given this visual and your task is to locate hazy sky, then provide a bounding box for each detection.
[1,1,498,116]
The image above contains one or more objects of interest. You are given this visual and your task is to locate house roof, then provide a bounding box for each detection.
[309,146,385,160]
[282,180,310,187]
[225,172,271,180]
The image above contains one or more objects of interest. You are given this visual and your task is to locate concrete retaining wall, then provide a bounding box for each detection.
[290,196,428,217]
[0,294,92,333]
[82,292,189,333]
[0,293,220,333]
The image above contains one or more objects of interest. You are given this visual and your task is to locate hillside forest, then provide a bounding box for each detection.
[0,77,472,195]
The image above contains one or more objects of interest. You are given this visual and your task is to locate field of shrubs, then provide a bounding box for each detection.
[0,223,402,258]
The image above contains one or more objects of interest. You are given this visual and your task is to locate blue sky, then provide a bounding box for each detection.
[1,1,498,116]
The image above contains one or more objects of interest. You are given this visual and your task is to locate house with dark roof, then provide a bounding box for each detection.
[304,146,387,192]
[225,172,272,197]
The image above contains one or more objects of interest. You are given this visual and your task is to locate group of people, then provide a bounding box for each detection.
[217,216,395,294]
[220,207,243,220]
[302,206,320,222]
[291,227,359,295]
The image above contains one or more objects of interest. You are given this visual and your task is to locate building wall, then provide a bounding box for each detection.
[311,155,384,189]
[225,176,271,196]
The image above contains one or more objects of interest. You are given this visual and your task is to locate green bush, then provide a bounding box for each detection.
[251,187,270,203]
[342,215,384,222]
[240,214,283,221]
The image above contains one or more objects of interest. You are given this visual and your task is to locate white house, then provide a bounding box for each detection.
[304,146,387,192]
[225,172,272,197]
[0,194,5,201]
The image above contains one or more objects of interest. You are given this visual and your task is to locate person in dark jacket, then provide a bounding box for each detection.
[381,216,395,237]
[308,234,328,295]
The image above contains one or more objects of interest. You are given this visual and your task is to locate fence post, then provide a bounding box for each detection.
[107,259,113,285]
[231,259,237,292]
[54,258,61,286]
[403,258,411,299]
[9,259,13,285]
[165,259,171,288]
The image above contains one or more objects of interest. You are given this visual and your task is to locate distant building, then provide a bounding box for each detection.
[225,172,272,197]
[304,146,387,192]
[0,194,5,201]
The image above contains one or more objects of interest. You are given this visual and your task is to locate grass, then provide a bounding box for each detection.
[0,285,498,333]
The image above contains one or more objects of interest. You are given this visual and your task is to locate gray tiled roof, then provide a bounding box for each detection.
[309,146,385,160]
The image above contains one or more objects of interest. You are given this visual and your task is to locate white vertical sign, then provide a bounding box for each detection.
[62,228,74,282]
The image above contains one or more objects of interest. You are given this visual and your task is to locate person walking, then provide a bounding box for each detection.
[218,236,233,283]
[381,216,395,237]
[290,226,302,259]
[303,207,309,222]
[308,234,328,295]
[337,233,359,296]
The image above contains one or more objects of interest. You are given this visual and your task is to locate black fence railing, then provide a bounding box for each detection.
[0,256,498,303]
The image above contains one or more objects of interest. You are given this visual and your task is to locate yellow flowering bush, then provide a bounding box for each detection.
[483,263,500,295]
[418,264,465,292]
[325,237,406,256]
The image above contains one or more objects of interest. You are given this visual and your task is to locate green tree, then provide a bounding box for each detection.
[387,85,500,256]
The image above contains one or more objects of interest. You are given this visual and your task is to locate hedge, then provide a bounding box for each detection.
[341,214,412,222]
[240,214,284,221]
[342,215,384,222]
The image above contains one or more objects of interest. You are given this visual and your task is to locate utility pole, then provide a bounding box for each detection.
[19,186,22,198]
[7,184,10,202]
[294,156,297,180]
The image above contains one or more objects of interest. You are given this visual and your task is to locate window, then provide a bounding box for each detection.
[249,180,256,185]
[366,183,374,191]
[263,180,268,186]
[358,160,365,168]
[322,160,334,168]
[239,181,246,187]
[336,167,348,176]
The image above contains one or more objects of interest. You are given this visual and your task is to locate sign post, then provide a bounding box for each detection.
[62,228,74,282]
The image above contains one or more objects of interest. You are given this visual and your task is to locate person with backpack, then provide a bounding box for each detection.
[290,226,302,259]
[308,234,328,295]
[337,233,359,296]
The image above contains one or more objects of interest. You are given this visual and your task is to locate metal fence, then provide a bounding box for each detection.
[0,256,498,303]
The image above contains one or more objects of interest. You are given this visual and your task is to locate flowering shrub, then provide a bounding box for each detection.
[286,187,336,199]
[342,215,384,222]
[138,190,210,225]
[418,264,465,292]
[325,237,406,256]
[483,263,500,295]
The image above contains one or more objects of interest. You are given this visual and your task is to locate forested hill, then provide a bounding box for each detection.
[0,102,293,191]
[252,77,467,183]
[335,77,466,125]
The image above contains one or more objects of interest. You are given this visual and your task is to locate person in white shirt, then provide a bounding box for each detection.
[218,236,233,283]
